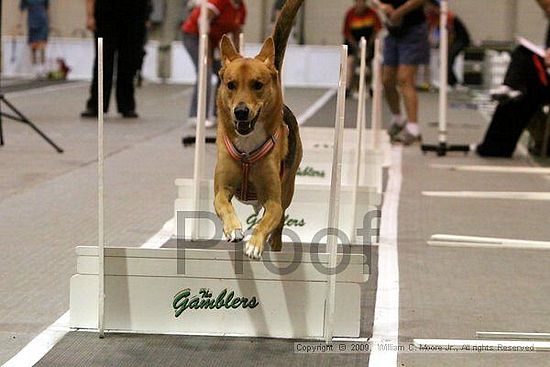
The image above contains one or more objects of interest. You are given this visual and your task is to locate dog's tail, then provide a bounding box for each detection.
[272,0,304,72]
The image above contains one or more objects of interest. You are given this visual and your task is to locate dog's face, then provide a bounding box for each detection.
[218,36,280,136]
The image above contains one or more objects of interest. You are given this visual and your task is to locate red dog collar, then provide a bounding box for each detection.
[223,127,283,202]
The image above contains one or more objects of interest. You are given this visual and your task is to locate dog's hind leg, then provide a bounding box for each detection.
[268,217,285,251]
[245,179,283,259]
[268,173,298,251]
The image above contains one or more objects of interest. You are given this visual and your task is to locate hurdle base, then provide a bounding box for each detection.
[421,142,470,157]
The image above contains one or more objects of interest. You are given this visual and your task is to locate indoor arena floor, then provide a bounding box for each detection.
[2,81,550,367]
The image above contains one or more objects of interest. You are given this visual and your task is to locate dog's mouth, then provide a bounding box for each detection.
[234,110,261,136]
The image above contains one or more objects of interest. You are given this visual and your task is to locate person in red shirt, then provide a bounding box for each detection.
[182,0,246,128]
[343,0,382,95]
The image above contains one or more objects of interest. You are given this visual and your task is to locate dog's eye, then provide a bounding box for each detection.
[252,81,264,91]
[227,81,236,90]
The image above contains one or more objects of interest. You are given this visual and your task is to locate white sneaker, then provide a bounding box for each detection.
[490,85,522,103]
[453,84,469,93]
[205,119,217,129]
[187,117,217,129]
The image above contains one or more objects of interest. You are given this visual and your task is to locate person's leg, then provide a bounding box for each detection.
[345,42,356,95]
[476,99,539,157]
[382,34,402,118]
[31,48,37,65]
[347,55,356,93]
[447,42,464,87]
[115,21,143,115]
[39,48,45,65]
[392,23,430,143]
[397,64,419,124]
[182,33,200,120]
[85,32,116,114]
[30,47,39,78]
[383,66,401,114]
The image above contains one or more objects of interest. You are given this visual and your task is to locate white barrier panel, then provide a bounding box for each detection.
[170,41,342,88]
[70,245,368,339]
[297,143,384,192]
[174,179,381,245]
[1,36,159,82]
[2,37,342,88]
[300,126,391,168]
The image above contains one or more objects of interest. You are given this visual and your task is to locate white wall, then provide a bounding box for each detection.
[451,0,513,43]
[304,0,350,45]
[517,0,548,45]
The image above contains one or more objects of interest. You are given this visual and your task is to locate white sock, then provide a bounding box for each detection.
[405,122,420,136]
[391,113,405,126]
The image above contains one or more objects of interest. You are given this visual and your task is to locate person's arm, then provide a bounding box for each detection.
[370,0,392,14]
[390,0,425,23]
[545,48,550,67]
[86,0,96,31]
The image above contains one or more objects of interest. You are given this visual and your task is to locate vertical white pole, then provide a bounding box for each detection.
[97,37,105,338]
[324,45,348,344]
[371,36,383,150]
[438,0,449,144]
[239,33,245,55]
[350,37,367,244]
[191,1,209,241]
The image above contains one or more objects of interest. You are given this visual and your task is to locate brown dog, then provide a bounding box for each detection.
[214,0,304,259]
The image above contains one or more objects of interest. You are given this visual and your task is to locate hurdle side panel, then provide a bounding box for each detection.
[300,127,391,167]
[298,147,384,191]
[70,274,362,339]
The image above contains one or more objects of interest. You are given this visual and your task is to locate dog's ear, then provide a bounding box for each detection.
[220,35,240,66]
[255,37,275,66]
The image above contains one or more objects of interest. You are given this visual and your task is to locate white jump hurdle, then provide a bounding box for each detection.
[297,34,390,196]
[174,40,381,244]
[70,244,368,339]
[70,35,371,342]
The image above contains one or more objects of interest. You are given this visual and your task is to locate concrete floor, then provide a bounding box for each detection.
[2,81,550,366]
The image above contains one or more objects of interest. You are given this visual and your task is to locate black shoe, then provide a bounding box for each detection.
[121,111,139,118]
[80,109,98,118]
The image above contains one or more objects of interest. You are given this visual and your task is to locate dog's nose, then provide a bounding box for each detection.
[234,103,250,121]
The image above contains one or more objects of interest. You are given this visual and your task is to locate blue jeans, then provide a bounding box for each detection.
[182,33,221,119]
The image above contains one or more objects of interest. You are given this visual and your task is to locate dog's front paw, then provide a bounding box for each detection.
[244,236,264,260]
[225,228,244,243]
